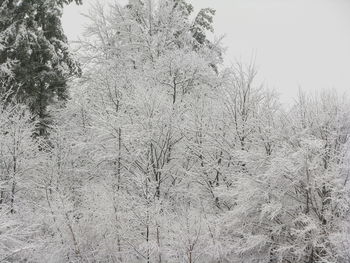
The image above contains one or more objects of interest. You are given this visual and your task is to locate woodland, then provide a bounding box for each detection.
[0,0,349,262]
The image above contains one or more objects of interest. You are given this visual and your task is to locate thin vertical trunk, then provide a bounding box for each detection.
[308,247,314,263]
[111,126,123,261]
[173,78,177,104]
[145,158,151,263]
[216,151,223,187]
[10,178,15,214]
[157,225,162,263]
[65,211,82,260]
[10,135,16,214]
[117,128,122,260]
[38,84,46,137]
[305,160,310,215]
[45,187,69,260]
[146,217,150,263]
[150,143,161,199]
[117,128,122,190]
[59,193,83,261]
[0,190,4,205]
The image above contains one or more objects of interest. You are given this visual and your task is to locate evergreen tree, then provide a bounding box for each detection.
[0,0,82,136]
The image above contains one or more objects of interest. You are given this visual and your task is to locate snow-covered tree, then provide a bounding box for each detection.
[0,0,81,136]
[223,90,350,263]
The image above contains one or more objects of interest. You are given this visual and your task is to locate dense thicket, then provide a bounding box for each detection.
[0,0,349,262]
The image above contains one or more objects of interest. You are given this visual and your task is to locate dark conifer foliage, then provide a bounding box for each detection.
[0,0,82,136]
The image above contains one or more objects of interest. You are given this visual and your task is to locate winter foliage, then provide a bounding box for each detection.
[0,0,349,262]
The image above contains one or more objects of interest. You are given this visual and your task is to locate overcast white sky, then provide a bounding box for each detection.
[62,0,350,104]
